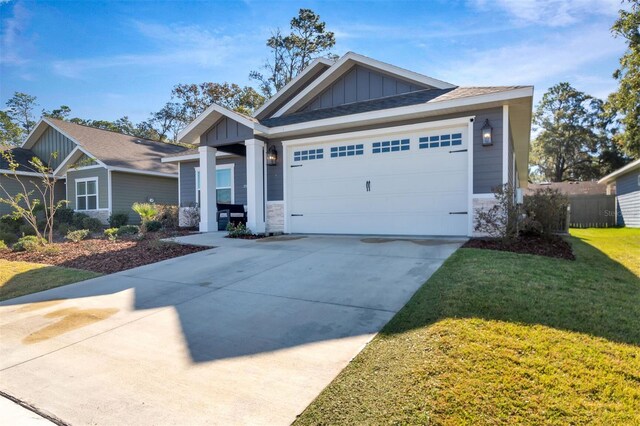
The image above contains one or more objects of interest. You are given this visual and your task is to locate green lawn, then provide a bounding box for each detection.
[296,229,640,425]
[0,259,101,301]
[570,227,640,276]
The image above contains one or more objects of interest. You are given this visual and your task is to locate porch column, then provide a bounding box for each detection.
[245,138,266,233]
[199,145,217,232]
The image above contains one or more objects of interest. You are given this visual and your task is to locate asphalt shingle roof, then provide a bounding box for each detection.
[48,118,186,174]
[259,86,528,128]
[0,147,44,173]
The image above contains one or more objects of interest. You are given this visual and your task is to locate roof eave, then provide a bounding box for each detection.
[598,159,640,184]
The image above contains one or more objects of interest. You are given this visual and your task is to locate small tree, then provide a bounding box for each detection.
[0,151,67,243]
[474,184,521,240]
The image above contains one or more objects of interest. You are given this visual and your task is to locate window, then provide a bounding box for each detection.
[419,133,462,149]
[373,139,410,154]
[330,144,364,158]
[76,178,98,211]
[195,166,234,205]
[294,149,323,161]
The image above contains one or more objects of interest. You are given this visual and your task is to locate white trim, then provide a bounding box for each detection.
[75,176,99,211]
[177,161,182,207]
[252,57,334,118]
[268,87,534,137]
[194,163,234,205]
[598,158,640,184]
[194,166,200,205]
[281,116,474,147]
[467,119,475,237]
[502,105,509,185]
[106,167,177,179]
[0,169,55,178]
[282,143,289,234]
[272,52,456,118]
[161,151,232,163]
[72,164,103,171]
[107,169,112,215]
[472,193,496,199]
[53,145,107,176]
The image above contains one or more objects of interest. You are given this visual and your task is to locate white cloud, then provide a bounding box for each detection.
[0,1,31,66]
[471,0,621,27]
[437,25,624,87]
[51,21,260,78]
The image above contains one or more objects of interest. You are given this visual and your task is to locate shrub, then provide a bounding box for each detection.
[57,223,76,236]
[72,212,90,228]
[104,227,118,241]
[39,244,61,255]
[54,207,75,225]
[132,202,159,223]
[0,240,7,250]
[523,188,569,237]
[155,204,179,230]
[474,184,521,240]
[116,225,139,236]
[65,229,90,243]
[109,212,129,228]
[144,220,162,232]
[82,217,103,232]
[0,215,24,234]
[13,235,46,252]
[19,224,37,236]
[181,206,200,229]
[226,222,252,238]
[0,231,18,246]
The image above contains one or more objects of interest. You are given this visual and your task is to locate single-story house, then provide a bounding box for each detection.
[599,159,640,228]
[165,52,534,237]
[1,118,186,224]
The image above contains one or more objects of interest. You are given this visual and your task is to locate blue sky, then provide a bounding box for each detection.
[0,0,629,124]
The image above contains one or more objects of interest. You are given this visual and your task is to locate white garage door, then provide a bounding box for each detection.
[287,125,469,236]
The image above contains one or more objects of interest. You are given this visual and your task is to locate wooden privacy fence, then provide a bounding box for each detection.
[568,195,617,228]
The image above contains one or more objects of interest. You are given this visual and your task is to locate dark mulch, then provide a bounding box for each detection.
[0,232,208,274]
[463,235,575,260]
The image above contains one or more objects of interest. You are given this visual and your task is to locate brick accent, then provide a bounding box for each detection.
[266,201,284,234]
[472,197,498,237]
[80,209,110,225]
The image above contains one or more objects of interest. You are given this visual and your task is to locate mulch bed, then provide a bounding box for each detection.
[463,235,575,260]
[0,232,209,274]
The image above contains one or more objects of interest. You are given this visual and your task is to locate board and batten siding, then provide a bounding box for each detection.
[616,170,640,228]
[66,167,109,210]
[203,116,254,147]
[31,126,76,170]
[179,156,247,207]
[299,64,429,113]
[0,175,66,216]
[111,172,178,224]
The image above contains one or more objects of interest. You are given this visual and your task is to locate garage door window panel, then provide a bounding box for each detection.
[294,149,323,162]
[373,139,410,154]
[330,144,363,158]
[419,133,463,149]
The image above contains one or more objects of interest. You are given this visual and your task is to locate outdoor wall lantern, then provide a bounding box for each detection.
[267,144,278,166]
[481,119,493,146]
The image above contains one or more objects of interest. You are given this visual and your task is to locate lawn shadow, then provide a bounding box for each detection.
[381,236,640,347]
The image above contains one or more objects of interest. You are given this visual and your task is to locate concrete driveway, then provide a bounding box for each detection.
[0,234,463,425]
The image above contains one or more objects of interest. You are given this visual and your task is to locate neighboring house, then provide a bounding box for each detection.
[166,52,534,237]
[0,147,66,217]
[13,118,185,224]
[599,159,640,228]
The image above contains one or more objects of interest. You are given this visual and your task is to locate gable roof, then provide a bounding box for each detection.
[259,86,524,128]
[24,118,186,175]
[269,52,457,118]
[598,159,640,184]
[0,147,46,173]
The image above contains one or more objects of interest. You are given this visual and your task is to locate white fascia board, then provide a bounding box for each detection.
[0,169,55,178]
[21,119,49,149]
[53,145,106,176]
[106,166,178,179]
[252,57,334,118]
[271,52,457,118]
[598,159,640,184]
[270,87,533,137]
[281,116,474,146]
[161,151,232,163]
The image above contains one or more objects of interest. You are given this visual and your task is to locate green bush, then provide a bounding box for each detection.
[0,215,24,234]
[72,212,90,228]
[19,224,37,236]
[82,217,103,232]
[144,220,162,232]
[0,231,18,246]
[0,240,8,250]
[523,188,569,237]
[104,227,118,241]
[226,222,252,238]
[54,207,75,225]
[57,223,76,236]
[116,225,139,236]
[108,212,129,228]
[13,235,46,252]
[132,202,159,223]
[65,229,90,243]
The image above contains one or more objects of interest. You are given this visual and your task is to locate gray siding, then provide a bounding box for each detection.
[298,65,428,113]
[179,156,247,207]
[67,167,109,210]
[266,141,283,201]
[111,172,178,224]
[203,116,254,147]
[32,126,76,170]
[508,127,514,188]
[616,170,640,228]
[0,175,66,217]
